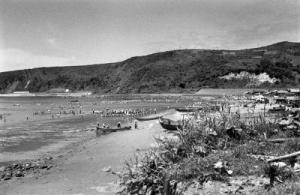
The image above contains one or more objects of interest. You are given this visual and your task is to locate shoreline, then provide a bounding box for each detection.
[0,88,265,98]
[1,87,298,97]
[0,110,168,163]
[0,112,99,158]
[0,110,170,187]
[0,110,170,194]
[0,92,93,97]
[0,127,95,182]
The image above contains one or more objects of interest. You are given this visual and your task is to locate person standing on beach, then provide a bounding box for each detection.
[134,121,138,129]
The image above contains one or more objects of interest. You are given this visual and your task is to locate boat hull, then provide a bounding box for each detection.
[159,118,182,131]
[135,116,161,121]
[175,107,201,112]
[96,126,131,136]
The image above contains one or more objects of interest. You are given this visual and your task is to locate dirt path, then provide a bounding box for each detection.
[0,117,166,195]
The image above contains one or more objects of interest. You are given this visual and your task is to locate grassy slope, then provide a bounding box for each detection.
[0,41,299,94]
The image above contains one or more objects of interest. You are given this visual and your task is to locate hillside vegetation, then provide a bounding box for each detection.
[0,41,299,94]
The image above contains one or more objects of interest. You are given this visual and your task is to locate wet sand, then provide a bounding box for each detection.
[0,111,179,195]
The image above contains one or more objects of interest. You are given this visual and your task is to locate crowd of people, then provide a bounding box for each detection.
[93,108,157,117]
[0,114,7,123]
[97,120,138,130]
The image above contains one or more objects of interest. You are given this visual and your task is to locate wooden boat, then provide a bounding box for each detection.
[135,115,162,121]
[175,107,202,112]
[69,99,79,103]
[268,106,285,112]
[159,117,182,131]
[96,126,131,136]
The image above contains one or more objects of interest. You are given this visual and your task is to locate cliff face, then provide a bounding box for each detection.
[1,41,300,94]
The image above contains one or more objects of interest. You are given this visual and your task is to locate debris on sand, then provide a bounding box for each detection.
[102,166,112,173]
[0,156,54,181]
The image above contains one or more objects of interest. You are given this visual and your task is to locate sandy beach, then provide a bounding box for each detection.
[0,110,179,195]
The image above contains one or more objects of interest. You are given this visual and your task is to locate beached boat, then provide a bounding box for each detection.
[159,117,182,131]
[69,99,79,103]
[135,115,162,121]
[175,107,202,112]
[96,126,131,136]
[268,105,286,112]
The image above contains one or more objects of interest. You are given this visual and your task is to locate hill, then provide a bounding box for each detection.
[0,41,300,94]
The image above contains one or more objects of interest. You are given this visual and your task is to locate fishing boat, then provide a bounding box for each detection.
[268,105,286,112]
[69,99,79,103]
[175,107,202,112]
[135,115,162,121]
[96,126,131,136]
[159,117,182,131]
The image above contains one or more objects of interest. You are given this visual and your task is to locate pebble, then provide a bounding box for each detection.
[4,172,12,180]
[102,166,112,172]
[15,170,24,177]
[46,156,53,160]
[40,164,48,169]
[25,163,31,170]
[47,165,53,170]
[214,161,223,169]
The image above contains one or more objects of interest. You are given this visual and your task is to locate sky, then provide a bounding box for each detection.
[0,0,299,72]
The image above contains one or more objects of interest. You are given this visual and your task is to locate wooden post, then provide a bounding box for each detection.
[267,151,300,163]
[266,138,300,143]
[163,173,171,195]
[264,102,266,117]
[268,165,277,186]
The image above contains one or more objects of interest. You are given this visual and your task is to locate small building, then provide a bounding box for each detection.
[251,94,269,103]
[277,90,289,96]
[288,88,300,96]
[246,89,267,95]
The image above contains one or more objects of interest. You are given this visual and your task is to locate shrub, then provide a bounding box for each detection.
[118,104,298,194]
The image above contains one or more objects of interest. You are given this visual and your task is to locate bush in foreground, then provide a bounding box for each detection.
[117,110,299,194]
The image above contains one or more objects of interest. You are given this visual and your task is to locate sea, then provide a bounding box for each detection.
[0,95,187,160]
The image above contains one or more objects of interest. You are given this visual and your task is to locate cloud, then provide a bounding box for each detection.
[0,48,76,72]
